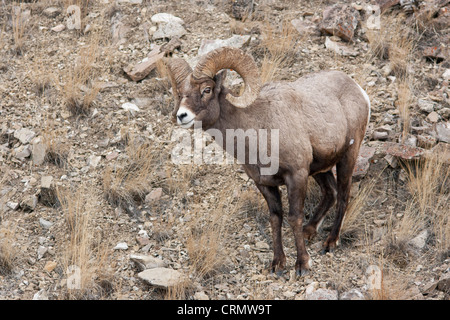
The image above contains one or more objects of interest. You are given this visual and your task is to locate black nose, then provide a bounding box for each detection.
[177,112,187,121]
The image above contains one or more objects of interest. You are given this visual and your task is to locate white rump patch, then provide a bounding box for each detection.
[354,82,371,125]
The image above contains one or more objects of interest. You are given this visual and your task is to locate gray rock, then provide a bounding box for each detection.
[325,37,359,56]
[151,13,186,40]
[114,242,128,250]
[138,267,185,288]
[6,201,19,210]
[20,195,38,212]
[437,274,450,293]
[13,145,31,159]
[32,140,47,166]
[43,7,61,18]
[32,289,49,300]
[37,246,48,260]
[198,35,251,56]
[130,254,167,271]
[305,288,339,300]
[321,4,360,41]
[436,122,450,143]
[39,218,53,229]
[418,99,436,113]
[340,289,365,300]
[14,128,36,144]
[408,229,428,249]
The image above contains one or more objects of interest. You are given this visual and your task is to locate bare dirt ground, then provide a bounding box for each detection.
[0,0,449,300]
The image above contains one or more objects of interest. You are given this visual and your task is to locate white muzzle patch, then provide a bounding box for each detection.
[176,106,196,129]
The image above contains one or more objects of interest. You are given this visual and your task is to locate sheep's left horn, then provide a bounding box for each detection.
[193,47,261,109]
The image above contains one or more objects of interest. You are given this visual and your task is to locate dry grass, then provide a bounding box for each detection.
[41,118,69,168]
[11,3,30,55]
[103,137,157,213]
[0,221,16,276]
[57,184,112,299]
[259,21,297,83]
[59,34,101,117]
[367,13,417,142]
[400,152,450,253]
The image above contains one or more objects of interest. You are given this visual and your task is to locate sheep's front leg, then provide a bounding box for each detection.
[285,171,311,276]
[255,184,286,275]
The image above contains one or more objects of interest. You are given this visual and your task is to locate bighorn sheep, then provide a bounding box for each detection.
[165,47,370,276]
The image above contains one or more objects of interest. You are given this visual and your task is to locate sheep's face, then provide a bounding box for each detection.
[174,71,226,130]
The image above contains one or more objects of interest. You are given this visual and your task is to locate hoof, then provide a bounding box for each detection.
[296,268,310,277]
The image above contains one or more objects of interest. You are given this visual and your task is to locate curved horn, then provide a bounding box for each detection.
[193,47,261,108]
[164,57,192,105]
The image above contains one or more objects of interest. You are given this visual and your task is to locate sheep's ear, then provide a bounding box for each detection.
[213,69,227,95]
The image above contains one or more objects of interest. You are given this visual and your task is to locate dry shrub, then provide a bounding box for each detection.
[341,177,378,243]
[60,34,101,117]
[11,3,30,55]
[400,152,450,254]
[0,221,16,276]
[103,137,157,213]
[41,119,69,167]
[57,185,112,299]
[259,21,298,83]
[185,191,238,280]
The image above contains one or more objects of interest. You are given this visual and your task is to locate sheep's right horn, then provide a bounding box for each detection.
[164,58,192,105]
[193,47,261,109]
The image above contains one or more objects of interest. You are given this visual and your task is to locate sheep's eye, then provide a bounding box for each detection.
[202,87,211,95]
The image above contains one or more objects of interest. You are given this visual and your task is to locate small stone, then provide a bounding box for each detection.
[372,131,388,140]
[418,99,436,113]
[114,242,128,250]
[43,7,61,18]
[145,188,163,203]
[121,102,140,116]
[340,289,365,300]
[32,140,47,166]
[41,175,53,189]
[51,24,65,32]
[138,267,185,288]
[14,128,36,144]
[7,201,20,210]
[194,291,210,300]
[32,289,49,300]
[306,288,339,300]
[39,218,53,229]
[88,155,101,168]
[436,122,450,143]
[325,37,359,56]
[427,111,439,123]
[130,254,167,271]
[43,261,57,272]
[20,195,38,212]
[408,229,428,249]
[443,69,450,80]
[37,246,48,260]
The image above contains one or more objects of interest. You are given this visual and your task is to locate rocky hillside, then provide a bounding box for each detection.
[0,0,449,300]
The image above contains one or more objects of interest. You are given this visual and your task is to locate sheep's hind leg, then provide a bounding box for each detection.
[255,184,286,275]
[303,171,337,241]
[323,148,358,253]
[285,170,311,276]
